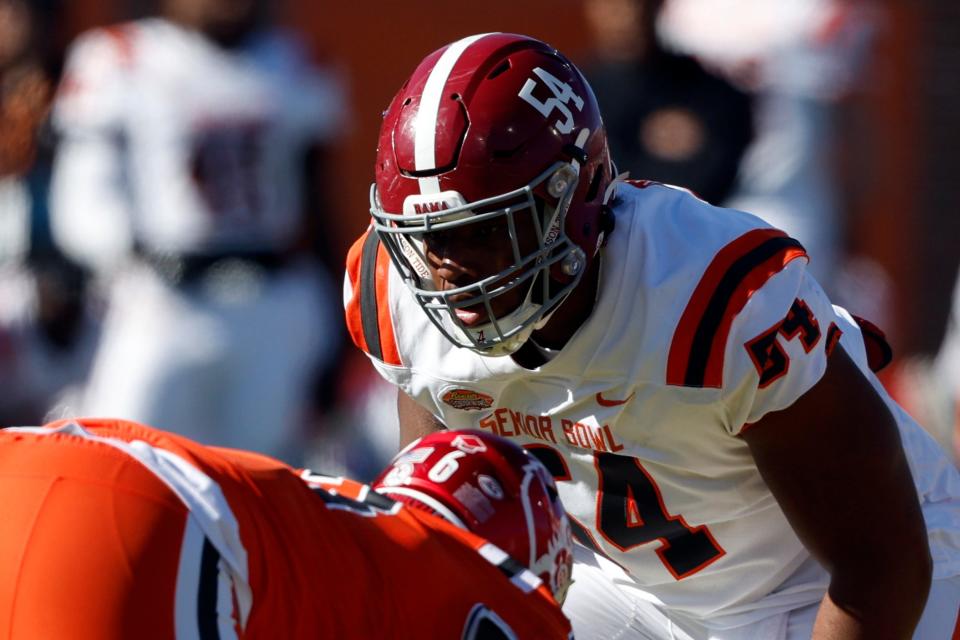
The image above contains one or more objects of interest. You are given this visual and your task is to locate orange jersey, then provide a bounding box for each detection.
[0,418,572,639]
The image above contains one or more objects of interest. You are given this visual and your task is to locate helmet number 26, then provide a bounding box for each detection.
[518,67,585,134]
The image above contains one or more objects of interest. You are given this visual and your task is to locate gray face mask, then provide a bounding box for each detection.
[371,160,586,356]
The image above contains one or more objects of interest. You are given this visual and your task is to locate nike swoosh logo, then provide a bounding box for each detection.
[595,391,635,407]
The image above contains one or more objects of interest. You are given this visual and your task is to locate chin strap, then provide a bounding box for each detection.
[596,170,628,254]
[378,488,468,530]
[602,169,630,207]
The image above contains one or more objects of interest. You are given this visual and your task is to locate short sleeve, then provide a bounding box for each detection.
[720,259,843,434]
[53,27,132,135]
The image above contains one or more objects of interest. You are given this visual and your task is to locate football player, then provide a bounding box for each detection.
[934,270,960,463]
[48,0,346,461]
[0,418,573,639]
[343,33,960,639]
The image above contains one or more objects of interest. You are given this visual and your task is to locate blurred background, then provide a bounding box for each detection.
[1,0,958,477]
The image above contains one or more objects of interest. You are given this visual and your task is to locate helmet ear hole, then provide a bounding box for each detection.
[547,165,578,198]
[585,164,605,202]
[487,59,511,79]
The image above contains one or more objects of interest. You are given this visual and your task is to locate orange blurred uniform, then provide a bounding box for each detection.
[0,418,572,639]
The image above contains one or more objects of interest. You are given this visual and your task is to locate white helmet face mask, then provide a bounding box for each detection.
[371,161,587,357]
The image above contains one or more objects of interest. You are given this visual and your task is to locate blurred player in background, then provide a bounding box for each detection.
[48,0,347,461]
[0,0,52,238]
[0,253,100,425]
[882,267,960,469]
[938,272,960,462]
[581,0,753,207]
[346,33,960,639]
[903,270,960,465]
[0,0,101,427]
[658,0,880,298]
[0,419,573,639]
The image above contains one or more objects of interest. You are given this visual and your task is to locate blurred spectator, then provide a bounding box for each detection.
[302,353,399,482]
[658,0,960,465]
[658,0,880,295]
[0,253,101,426]
[935,271,960,462]
[1,0,51,261]
[893,269,960,465]
[580,0,753,206]
[0,0,100,426]
[49,0,348,462]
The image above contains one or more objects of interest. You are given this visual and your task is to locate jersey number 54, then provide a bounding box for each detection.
[527,445,725,580]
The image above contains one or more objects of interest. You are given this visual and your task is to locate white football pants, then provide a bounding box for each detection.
[79,259,337,462]
[564,545,960,640]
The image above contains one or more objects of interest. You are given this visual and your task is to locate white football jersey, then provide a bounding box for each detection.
[344,182,960,624]
[51,18,346,265]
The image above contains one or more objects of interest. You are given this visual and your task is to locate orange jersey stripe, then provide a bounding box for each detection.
[344,228,401,366]
[373,235,402,366]
[667,229,807,388]
[345,228,374,355]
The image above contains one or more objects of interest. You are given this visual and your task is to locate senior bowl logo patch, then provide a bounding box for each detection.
[441,388,494,411]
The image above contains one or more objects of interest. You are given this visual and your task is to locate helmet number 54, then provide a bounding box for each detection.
[518,67,585,134]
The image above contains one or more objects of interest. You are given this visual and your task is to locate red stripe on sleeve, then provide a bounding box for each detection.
[700,244,807,388]
[667,229,789,386]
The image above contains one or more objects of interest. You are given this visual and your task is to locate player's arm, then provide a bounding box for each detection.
[49,29,134,274]
[50,133,133,274]
[397,389,445,448]
[741,345,931,639]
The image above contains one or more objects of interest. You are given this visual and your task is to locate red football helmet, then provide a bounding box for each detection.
[372,430,574,604]
[371,33,615,356]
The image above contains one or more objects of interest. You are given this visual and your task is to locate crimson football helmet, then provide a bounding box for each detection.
[372,430,574,604]
[371,33,615,356]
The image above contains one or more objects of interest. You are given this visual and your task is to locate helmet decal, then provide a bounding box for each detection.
[517,66,585,134]
[441,387,496,411]
[477,474,504,500]
[372,430,575,604]
[451,433,489,453]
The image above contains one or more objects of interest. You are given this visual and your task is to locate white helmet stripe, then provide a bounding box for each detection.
[376,486,469,530]
[414,32,495,194]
